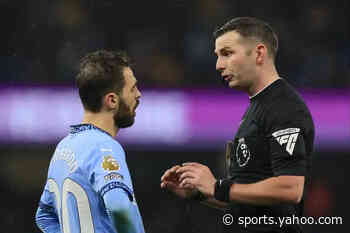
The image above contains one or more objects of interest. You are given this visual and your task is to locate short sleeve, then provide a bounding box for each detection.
[88,140,134,201]
[266,106,311,177]
[38,182,57,211]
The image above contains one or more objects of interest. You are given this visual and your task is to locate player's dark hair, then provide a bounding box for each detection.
[213,17,278,60]
[76,50,131,112]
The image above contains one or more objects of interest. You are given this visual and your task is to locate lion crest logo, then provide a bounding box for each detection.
[102,155,120,171]
[236,138,251,167]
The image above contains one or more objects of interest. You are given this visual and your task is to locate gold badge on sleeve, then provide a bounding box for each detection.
[102,155,120,171]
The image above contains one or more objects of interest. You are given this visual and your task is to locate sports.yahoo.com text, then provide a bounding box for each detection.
[222,214,343,227]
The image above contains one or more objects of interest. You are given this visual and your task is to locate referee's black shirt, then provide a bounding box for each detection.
[225,78,315,233]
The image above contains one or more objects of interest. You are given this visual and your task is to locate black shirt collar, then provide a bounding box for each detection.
[250,78,283,102]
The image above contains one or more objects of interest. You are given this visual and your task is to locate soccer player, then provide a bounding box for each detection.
[161,17,314,233]
[35,50,145,233]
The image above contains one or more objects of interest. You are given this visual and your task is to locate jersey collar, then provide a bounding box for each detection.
[70,124,112,137]
[249,78,283,102]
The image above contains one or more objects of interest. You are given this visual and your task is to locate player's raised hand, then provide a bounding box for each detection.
[161,165,197,199]
[176,162,217,198]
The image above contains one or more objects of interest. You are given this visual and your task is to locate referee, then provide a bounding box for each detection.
[161,17,314,233]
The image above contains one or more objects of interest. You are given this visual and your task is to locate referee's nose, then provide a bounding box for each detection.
[216,57,225,72]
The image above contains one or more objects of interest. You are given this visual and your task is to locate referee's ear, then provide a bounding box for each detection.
[255,43,268,65]
[104,92,120,111]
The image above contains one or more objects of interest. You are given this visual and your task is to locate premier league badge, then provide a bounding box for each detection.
[236,138,251,167]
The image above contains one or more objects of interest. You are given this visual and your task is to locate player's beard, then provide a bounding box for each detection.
[113,98,135,128]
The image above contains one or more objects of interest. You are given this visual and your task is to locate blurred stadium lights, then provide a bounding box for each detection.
[0,86,348,151]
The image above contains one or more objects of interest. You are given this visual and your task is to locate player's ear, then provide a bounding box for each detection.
[256,43,266,65]
[104,92,119,110]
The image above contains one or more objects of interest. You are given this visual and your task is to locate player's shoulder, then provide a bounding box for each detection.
[96,138,125,157]
[62,126,125,164]
[77,137,126,177]
[83,134,126,166]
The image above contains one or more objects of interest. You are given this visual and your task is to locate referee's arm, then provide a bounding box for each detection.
[177,163,305,206]
[196,175,304,208]
[226,175,304,205]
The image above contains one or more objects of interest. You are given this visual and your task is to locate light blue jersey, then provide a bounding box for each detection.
[36,124,145,233]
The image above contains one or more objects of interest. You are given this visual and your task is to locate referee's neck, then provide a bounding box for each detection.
[247,64,279,98]
[249,76,280,99]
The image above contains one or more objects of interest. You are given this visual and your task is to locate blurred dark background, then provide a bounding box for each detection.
[0,0,349,232]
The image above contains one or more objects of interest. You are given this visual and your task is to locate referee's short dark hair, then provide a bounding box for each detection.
[214,17,278,60]
[76,50,131,112]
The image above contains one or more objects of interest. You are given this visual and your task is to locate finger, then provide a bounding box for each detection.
[166,165,181,177]
[160,181,172,189]
[178,171,196,183]
[169,166,181,176]
[180,177,195,188]
[176,166,198,174]
[161,169,172,181]
[182,183,195,189]
[160,181,166,189]
[182,162,203,167]
[161,180,179,190]
[161,165,181,181]
[161,181,174,189]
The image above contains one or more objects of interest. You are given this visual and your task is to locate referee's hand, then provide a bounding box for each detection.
[161,165,198,199]
[176,162,217,198]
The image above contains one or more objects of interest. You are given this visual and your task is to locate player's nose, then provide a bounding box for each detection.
[136,87,141,99]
